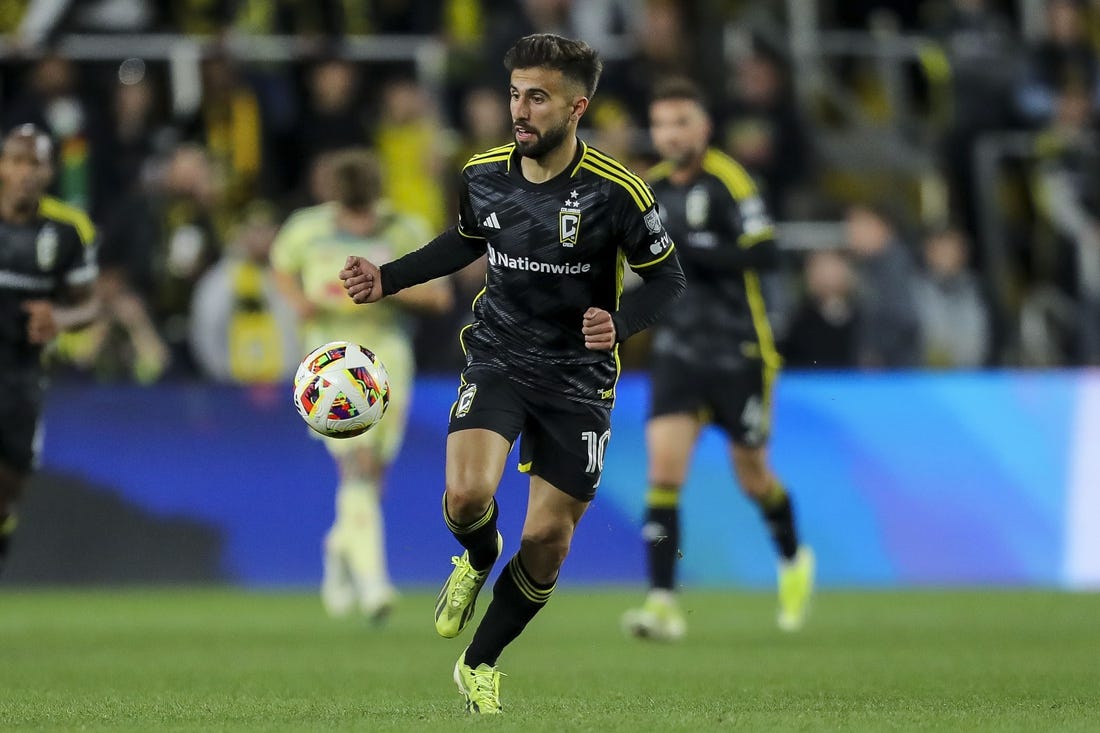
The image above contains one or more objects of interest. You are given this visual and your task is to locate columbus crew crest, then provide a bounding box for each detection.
[559,189,582,247]
[36,224,59,270]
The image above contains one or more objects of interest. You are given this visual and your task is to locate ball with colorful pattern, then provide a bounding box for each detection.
[293,341,390,438]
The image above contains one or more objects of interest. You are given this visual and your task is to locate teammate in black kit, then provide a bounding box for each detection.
[0,125,99,575]
[340,34,684,713]
[621,78,814,641]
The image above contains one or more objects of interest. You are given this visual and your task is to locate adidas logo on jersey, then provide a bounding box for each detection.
[482,212,501,229]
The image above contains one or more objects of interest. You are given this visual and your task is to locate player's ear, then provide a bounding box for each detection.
[571,96,589,121]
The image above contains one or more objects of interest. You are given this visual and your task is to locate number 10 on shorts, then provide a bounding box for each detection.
[581,429,612,478]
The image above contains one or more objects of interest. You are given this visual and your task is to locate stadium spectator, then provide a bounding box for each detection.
[721,43,812,219]
[190,201,299,383]
[1015,0,1100,126]
[373,78,449,232]
[782,249,861,369]
[845,203,921,368]
[914,227,992,368]
[3,54,95,212]
[97,144,222,378]
[1030,84,1100,363]
[186,52,265,233]
[272,149,452,621]
[295,57,369,174]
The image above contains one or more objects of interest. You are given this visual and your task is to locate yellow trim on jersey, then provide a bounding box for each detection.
[569,141,589,176]
[458,226,487,240]
[702,148,756,200]
[470,286,485,311]
[457,322,474,357]
[580,149,654,211]
[39,196,96,245]
[463,143,515,171]
[630,242,676,270]
[518,460,532,473]
[743,270,782,370]
[738,229,775,248]
[646,160,674,182]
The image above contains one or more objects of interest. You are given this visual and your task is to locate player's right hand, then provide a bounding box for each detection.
[340,256,384,304]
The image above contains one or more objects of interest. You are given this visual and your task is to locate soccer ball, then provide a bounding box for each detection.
[293,341,390,438]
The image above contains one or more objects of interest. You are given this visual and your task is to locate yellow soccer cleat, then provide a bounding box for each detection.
[434,532,503,638]
[777,546,815,632]
[621,590,687,642]
[453,649,503,714]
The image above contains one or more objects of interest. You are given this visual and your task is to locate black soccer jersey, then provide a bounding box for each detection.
[0,197,97,372]
[456,141,678,405]
[648,148,781,371]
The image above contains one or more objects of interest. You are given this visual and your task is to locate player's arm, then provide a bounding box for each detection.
[23,221,101,344]
[270,214,319,320]
[344,178,487,304]
[692,184,780,272]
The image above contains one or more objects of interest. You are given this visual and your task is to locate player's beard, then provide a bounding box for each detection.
[514,119,570,160]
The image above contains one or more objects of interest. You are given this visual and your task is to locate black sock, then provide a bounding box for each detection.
[0,513,14,575]
[757,483,799,561]
[643,486,680,590]
[443,495,500,571]
[464,553,554,667]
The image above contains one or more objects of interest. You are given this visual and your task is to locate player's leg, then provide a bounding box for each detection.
[322,340,412,619]
[456,474,588,713]
[326,445,397,620]
[436,370,524,639]
[623,358,704,640]
[435,427,511,638]
[621,413,701,641]
[453,394,606,713]
[0,465,27,575]
[722,363,814,631]
[0,394,42,576]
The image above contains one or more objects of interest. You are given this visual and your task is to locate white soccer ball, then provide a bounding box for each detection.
[293,341,390,438]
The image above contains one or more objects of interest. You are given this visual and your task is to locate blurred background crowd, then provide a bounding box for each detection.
[2,0,1099,382]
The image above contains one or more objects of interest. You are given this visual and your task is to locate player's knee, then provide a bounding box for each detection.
[444,474,496,523]
[519,528,572,576]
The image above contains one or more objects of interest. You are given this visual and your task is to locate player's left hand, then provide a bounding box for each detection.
[582,307,616,351]
[22,299,58,344]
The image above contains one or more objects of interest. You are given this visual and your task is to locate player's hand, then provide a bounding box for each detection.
[582,307,616,351]
[340,256,383,304]
[22,300,59,344]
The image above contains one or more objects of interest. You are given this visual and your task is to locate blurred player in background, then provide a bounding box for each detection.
[0,124,99,575]
[621,78,814,640]
[272,149,452,620]
[340,34,684,713]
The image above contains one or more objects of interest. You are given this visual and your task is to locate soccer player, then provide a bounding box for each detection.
[0,124,99,575]
[620,78,815,641]
[339,34,685,713]
[272,149,453,620]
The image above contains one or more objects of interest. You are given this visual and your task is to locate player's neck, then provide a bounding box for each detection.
[519,135,578,184]
[0,194,37,224]
[335,205,378,237]
[667,154,705,186]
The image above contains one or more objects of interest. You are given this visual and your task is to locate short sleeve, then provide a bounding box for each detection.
[270,213,307,276]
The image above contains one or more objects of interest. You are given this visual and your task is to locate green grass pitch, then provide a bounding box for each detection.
[1,588,1098,731]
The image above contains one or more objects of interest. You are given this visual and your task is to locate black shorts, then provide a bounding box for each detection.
[649,356,777,448]
[448,366,612,502]
[0,374,45,474]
